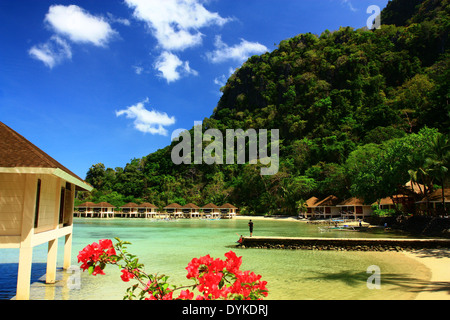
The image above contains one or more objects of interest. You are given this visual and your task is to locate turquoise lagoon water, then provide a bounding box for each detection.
[0,218,431,300]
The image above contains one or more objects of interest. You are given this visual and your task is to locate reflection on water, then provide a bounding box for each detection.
[0,218,431,300]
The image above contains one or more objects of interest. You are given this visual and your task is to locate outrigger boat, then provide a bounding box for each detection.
[318,225,367,232]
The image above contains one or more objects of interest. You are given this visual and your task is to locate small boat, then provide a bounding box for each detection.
[318,225,360,232]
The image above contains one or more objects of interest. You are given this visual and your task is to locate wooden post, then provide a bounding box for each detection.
[16,246,33,300]
[16,175,37,300]
[46,239,58,284]
[63,232,72,270]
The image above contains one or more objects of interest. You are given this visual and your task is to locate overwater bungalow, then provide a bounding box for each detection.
[182,203,201,219]
[219,203,238,219]
[202,203,219,218]
[304,197,320,219]
[137,203,159,218]
[337,197,373,219]
[93,202,115,218]
[74,202,96,217]
[120,202,139,218]
[314,195,341,219]
[164,203,183,218]
[416,188,450,215]
[0,121,92,299]
[74,202,115,218]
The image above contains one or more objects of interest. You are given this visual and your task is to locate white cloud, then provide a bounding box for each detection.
[133,65,144,75]
[116,98,176,136]
[206,35,268,64]
[154,51,198,83]
[125,0,230,51]
[28,36,72,69]
[214,67,235,87]
[106,12,131,26]
[342,0,358,12]
[45,5,117,47]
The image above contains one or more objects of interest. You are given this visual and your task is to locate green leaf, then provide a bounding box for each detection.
[88,265,94,275]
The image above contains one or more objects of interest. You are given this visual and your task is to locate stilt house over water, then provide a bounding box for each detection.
[0,122,92,300]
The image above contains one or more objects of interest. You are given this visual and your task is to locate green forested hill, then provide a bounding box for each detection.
[80,0,450,215]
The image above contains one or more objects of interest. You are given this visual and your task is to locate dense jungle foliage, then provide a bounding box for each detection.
[78,0,450,216]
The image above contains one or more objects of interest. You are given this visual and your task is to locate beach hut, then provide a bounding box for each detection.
[75,202,96,218]
[201,203,219,218]
[394,181,428,213]
[336,197,373,219]
[404,180,427,195]
[372,195,411,212]
[93,202,115,218]
[416,188,450,215]
[218,203,238,219]
[137,203,159,218]
[304,197,320,219]
[0,121,92,299]
[314,195,341,219]
[374,197,396,211]
[182,203,200,219]
[164,203,183,218]
[120,202,139,218]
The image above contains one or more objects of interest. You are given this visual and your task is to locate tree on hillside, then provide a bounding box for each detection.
[426,133,450,213]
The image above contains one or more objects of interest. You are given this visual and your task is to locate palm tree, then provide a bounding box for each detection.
[427,134,450,214]
[408,165,434,215]
[296,199,308,218]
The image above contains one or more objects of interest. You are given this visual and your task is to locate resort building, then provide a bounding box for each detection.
[314,195,341,219]
[375,197,397,211]
[304,197,320,219]
[416,188,450,215]
[373,194,413,212]
[120,202,139,218]
[74,202,96,218]
[201,203,220,218]
[182,203,201,219]
[394,181,428,213]
[219,203,238,219]
[164,203,183,218]
[93,202,115,218]
[337,197,373,219]
[0,121,92,300]
[137,203,159,218]
[404,180,427,195]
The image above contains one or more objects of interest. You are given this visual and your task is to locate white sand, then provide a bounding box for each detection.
[236,215,450,300]
[402,249,450,300]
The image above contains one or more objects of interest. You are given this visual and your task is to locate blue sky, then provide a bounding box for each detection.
[0,0,389,179]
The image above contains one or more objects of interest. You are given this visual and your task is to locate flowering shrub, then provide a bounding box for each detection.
[78,238,268,300]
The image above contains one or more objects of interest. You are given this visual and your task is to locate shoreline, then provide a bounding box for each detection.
[236,215,450,300]
[235,215,372,227]
[402,249,450,300]
[234,215,300,222]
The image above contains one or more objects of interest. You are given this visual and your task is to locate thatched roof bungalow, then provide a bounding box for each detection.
[337,197,373,218]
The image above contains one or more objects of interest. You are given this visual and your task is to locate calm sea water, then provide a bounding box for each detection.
[0,218,431,300]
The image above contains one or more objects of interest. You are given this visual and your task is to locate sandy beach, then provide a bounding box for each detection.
[403,249,450,300]
[236,215,450,300]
